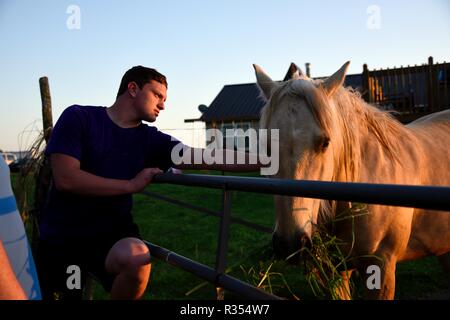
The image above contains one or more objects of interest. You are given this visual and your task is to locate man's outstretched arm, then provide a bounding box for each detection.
[51,153,162,196]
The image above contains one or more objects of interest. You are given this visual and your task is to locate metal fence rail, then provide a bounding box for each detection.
[153,173,450,212]
[144,240,282,300]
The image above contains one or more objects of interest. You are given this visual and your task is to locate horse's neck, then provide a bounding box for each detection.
[355,131,398,183]
[335,102,417,184]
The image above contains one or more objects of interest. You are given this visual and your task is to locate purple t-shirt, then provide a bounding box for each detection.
[40,105,182,242]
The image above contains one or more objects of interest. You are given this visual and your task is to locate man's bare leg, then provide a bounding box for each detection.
[105,237,151,300]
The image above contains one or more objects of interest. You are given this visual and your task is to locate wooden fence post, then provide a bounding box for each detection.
[427,56,436,112]
[362,64,370,102]
[33,77,54,252]
[39,77,53,142]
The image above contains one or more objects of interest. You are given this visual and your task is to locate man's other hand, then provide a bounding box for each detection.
[129,168,163,193]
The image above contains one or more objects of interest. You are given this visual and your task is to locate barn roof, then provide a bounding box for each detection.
[200,83,265,123]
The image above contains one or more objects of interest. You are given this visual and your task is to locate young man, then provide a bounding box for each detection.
[37,66,260,300]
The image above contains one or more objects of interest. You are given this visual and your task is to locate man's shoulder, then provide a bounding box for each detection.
[63,104,105,115]
[59,105,106,125]
[142,123,157,132]
[142,124,170,138]
[143,125,182,147]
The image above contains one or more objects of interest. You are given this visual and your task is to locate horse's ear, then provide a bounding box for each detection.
[253,64,276,99]
[321,61,350,97]
[283,62,305,81]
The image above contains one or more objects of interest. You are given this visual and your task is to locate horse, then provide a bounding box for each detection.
[253,61,450,299]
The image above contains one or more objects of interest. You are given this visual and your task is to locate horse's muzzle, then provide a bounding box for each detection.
[272,232,312,264]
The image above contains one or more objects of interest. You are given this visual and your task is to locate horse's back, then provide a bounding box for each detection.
[406,110,450,184]
[406,109,450,147]
[407,109,450,127]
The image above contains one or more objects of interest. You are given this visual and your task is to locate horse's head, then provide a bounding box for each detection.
[254,62,350,261]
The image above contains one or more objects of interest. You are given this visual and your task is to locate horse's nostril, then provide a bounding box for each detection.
[272,233,278,243]
[272,233,297,261]
[299,234,312,250]
[272,233,283,257]
[272,233,279,247]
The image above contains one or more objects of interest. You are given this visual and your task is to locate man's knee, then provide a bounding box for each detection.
[106,238,151,274]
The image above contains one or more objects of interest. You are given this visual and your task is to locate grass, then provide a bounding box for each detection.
[11,170,449,300]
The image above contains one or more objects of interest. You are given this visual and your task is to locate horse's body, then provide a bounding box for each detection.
[254,62,450,299]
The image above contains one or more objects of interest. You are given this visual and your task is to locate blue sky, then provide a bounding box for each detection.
[0,0,449,150]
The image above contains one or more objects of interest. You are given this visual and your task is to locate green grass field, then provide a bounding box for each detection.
[11,171,449,300]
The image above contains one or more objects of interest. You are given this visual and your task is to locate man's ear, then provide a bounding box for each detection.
[127,82,138,97]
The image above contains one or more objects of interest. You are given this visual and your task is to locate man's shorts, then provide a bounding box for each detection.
[36,223,141,300]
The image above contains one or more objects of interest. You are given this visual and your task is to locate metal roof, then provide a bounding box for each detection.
[200,83,266,123]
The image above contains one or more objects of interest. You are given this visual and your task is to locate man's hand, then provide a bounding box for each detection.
[128,168,163,193]
[167,167,183,174]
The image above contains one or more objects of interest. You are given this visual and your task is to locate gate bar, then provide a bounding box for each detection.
[153,173,450,211]
[143,240,282,300]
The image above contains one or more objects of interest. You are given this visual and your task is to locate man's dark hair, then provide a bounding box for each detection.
[116,66,168,99]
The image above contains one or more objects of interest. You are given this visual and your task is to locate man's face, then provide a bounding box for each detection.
[133,80,167,122]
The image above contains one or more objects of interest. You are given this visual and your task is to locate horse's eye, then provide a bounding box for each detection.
[319,137,330,151]
[321,137,330,150]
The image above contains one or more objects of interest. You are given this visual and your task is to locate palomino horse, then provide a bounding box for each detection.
[254,62,450,299]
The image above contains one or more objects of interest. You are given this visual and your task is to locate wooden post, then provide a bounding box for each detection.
[33,77,54,253]
[362,64,370,102]
[406,65,413,113]
[427,56,435,112]
[443,61,449,109]
[414,64,421,113]
[39,77,53,142]
[373,68,380,104]
[386,67,392,108]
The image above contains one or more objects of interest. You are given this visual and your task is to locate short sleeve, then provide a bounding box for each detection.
[45,105,85,160]
[146,127,185,172]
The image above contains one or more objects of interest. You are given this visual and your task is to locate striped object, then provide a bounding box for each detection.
[0,158,41,300]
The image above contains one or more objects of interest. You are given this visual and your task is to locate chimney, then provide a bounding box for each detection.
[305,63,311,78]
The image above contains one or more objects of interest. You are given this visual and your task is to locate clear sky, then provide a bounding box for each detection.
[0,0,449,151]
